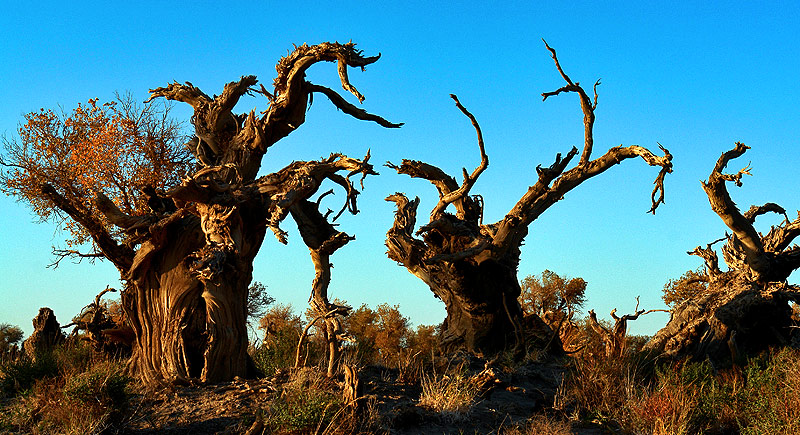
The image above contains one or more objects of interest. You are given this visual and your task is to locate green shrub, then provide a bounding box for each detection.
[63,361,131,413]
[267,368,344,433]
[0,351,59,397]
[54,340,93,373]
[251,328,300,376]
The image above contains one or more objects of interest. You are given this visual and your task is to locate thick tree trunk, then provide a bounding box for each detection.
[647,273,797,365]
[122,212,263,384]
[432,259,524,353]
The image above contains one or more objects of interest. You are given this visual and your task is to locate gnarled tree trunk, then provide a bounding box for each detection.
[386,42,673,356]
[46,42,398,385]
[646,143,800,365]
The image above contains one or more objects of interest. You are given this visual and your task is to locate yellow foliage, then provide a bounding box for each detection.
[0,94,192,249]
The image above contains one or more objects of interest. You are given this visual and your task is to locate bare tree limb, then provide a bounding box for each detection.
[744,202,788,224]
[542,39,597,165]
[48,249,105,269]
[146,81,211,108]
[763,212,800,253]
[494,142,672,252]
[427,95,489,220]
[701,142,771,280]
[41,184,134,271]
[306,83,402,128]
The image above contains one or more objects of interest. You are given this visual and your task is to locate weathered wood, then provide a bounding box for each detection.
[647,143,800,365]
[586,297,660,358]
[385,43,672,355]
[64,287,133,356]
[341,363,362,406]
[23,307,65,360]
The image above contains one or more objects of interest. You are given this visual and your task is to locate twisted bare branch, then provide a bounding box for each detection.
[427,95,489,220]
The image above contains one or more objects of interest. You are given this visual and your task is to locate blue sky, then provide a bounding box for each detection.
[1,2,798,337]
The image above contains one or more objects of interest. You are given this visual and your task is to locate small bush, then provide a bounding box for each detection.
[503,414,573,435]
[63,361,131,414]
[0,351,59,397]
[251,328,301,376]
[266,368,345,433]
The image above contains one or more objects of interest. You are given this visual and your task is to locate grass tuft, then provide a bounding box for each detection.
[418,364,480,422]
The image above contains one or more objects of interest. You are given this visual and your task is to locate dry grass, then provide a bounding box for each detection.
[418,364,480,422]
[255,366,381,435]
[501,414,573,435]
[0,344,131,435]
[557,347,800,434]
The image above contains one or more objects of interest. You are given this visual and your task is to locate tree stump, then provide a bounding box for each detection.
[23,307,64,359]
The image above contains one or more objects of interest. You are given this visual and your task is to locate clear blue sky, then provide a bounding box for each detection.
[1,2,798,338]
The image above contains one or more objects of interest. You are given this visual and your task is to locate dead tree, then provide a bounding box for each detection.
[385,42,673,355]
[11,42,398,385]
[647,142,800,364]
[63,287,134,356]
[586,297,662,358]
[291,189,368,376]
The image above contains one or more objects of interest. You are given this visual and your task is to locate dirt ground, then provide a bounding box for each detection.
[121,356,605,434]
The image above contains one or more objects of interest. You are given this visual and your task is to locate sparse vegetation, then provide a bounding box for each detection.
[1,31,798,435]
[557,346,800,434]
[0,341,131,434]
[265,368,346,433]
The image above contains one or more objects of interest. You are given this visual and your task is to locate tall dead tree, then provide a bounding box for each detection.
[385,42,673,355]
[646,142,800,364]
[3,42,399,385]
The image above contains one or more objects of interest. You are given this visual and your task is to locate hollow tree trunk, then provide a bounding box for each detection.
[121,207,265,384]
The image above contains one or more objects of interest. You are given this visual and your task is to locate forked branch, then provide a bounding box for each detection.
[428,95,489,220]
[688,236,725,278]
[542,39,598,165]
[40,184,134,271]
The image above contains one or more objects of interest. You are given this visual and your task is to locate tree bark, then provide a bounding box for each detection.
[386,44,672,356]
[646,143,800,365]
